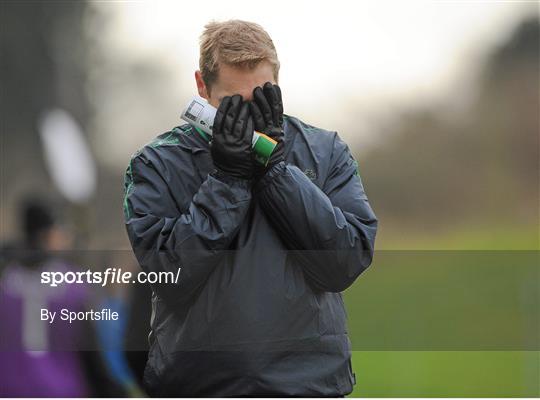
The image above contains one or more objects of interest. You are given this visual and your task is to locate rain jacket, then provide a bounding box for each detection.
[123,114,378,397]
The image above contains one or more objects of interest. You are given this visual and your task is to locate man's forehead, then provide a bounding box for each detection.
[215,62,275,101]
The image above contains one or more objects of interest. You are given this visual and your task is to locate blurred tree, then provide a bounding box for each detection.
[360,17,539,246]
[0,0,91,236]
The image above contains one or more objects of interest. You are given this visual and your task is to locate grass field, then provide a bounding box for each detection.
[343,226,539,397]
[349,351,539,397]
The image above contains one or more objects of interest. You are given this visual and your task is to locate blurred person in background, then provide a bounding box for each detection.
[123,19,378,397]
[123,280,152,389]
[94,253,147,396]
[0,198,120,397]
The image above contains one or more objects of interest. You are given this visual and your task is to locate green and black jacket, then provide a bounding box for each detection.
[123,114,378,397]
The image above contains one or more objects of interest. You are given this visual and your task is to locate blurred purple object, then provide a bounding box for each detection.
[0,260,90,397]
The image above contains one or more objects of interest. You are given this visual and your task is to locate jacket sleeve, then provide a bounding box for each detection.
[255,133,378,292]
[123,152,252,305]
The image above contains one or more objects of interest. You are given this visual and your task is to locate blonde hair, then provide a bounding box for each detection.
[199,20,280,90]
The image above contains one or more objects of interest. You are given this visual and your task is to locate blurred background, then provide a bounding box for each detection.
[1,0,538,397]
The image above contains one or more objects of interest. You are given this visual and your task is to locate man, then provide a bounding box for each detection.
[123,19,377,397]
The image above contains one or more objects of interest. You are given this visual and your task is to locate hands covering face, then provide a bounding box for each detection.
[211,94,254,179]
[250,82,284,139]
[210,82,285,180]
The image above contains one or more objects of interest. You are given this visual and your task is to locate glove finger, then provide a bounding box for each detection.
[244,114,254,147]
[249,101,266,133]
[263,82,280,127]
[233,102,250,144]
[274,84,284,126]
[223,94,242,137]
[253,86,273,127]
[214,96,231,136]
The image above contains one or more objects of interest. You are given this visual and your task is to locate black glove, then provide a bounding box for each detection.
[249,82,285,175]
[211,94,255,180]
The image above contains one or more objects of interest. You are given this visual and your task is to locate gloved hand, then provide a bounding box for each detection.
[249,82,285,176]
[211,94,255,180]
